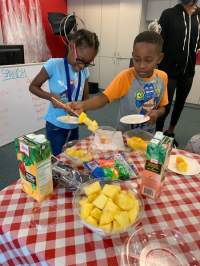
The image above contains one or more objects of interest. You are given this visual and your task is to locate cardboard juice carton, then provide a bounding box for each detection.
[15,134,53,202]
[140,132,173,199]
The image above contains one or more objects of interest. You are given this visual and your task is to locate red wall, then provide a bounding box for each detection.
[39,0,68,58]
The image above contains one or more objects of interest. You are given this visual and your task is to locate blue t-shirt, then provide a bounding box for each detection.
[44,58,89,129]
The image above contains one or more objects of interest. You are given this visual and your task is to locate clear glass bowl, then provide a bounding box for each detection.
[124,129,153,153]
[94,126,116,145]
[120,226,199,266]
[73,179,144,237]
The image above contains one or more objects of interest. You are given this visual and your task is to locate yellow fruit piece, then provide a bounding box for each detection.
[84,181,101,196]
[114,211,130,228]
[99,223,112,232]
[79,198,88,206]
[115,192,135,211]
[80,203,93,219]
[102,184,121,199]
[99,210,115,225]
[176,156,188,172]
[127,137,147,151]
[112,220,122,231]
[85,216,98,226]
[90,208,102,221]
[93,193,108,210]
[78,112,99,132]
[104,199,120,212]
[128,208,138,224]
[87,192,99,203]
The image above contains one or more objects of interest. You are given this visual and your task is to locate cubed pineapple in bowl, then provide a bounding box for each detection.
[73,180,144,237]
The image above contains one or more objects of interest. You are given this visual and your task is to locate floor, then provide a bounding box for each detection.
[0,100,200,190]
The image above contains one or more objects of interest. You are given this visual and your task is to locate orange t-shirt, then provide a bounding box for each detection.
[103,67,168,107]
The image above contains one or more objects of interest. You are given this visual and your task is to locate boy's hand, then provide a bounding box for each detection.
[69,101,85,115]
[146,110,159,124]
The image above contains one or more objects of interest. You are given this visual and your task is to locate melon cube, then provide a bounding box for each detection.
[85,216,98,226]
[99,210,115,225]
[102,184,121,199]
[99,223,112,232]
[84,181,101,196]
[90,207,102,221]
[80,203,93,219]
[93,193,108,209]
[114,211,130,228]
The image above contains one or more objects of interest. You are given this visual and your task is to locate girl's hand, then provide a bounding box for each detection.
[146,110,159,124]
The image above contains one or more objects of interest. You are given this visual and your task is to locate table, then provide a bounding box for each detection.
[0,136,200,265]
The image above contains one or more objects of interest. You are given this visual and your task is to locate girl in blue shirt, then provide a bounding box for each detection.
[29,29,99,155]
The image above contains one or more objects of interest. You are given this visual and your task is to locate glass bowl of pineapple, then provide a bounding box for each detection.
[124,129,153,154]
[73,180,144,237]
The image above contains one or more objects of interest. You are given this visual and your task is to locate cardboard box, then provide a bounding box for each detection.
[15,134,53,202]
[140,132,173,199]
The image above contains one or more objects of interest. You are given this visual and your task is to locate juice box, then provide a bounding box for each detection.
[15,134,53,202]
[140,131,173,199]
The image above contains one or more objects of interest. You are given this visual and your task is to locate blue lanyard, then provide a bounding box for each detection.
[64,58,81,102]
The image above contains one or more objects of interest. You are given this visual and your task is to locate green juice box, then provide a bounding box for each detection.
[140,132,173,199]
[15,134,53,202]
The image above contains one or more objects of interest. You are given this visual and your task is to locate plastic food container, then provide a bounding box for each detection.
[124,129,153,153]
[73,180,144,237]
[120,226,199,266]
[63,140,93,166]
[95,126,116,145]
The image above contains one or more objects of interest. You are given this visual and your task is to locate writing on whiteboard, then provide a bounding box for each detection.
[0,68,27,81]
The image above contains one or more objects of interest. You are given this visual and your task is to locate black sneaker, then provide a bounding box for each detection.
[164,131,179,147]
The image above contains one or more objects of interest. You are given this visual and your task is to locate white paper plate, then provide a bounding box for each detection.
[120,114,150,125]
[57,115,79,124]
[168,154,200,175]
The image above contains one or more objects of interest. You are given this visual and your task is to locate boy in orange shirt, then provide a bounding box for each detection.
[70,31,168,132]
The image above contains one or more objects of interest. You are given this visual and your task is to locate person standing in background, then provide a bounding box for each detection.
[151,0,200,146]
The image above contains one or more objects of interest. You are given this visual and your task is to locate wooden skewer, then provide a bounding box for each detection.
[51,96,79,117]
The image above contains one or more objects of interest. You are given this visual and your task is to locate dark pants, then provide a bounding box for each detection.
[156,76,193,131]
[46,122,79,156]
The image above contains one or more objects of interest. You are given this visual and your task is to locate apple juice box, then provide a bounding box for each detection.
[15,134,53,202]
[140,131,173,199]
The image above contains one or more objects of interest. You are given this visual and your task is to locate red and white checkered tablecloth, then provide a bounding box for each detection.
[0,136,200,266]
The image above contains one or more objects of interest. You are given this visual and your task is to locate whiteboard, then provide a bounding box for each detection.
[0,63,49,146]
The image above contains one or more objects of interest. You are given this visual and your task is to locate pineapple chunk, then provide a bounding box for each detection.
[128,208,138,224]
[114,211,130,228]
[80,203,93,219]
[85,216,98,226]
[90,208,102,221]
[176,156,188,172]
[104,199,120,212]
[99,210,115,225]
[93,193,108,209]
[102,184,121,199]
[87,192,99,203]
[113,220,122,231]
[79,197,88,206]
[84,181,101,196]
[99,223,112,232]
[115,193,135,210]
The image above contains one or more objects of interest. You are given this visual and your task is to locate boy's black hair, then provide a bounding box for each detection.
[134,31,163,52]
[70,29,99,52]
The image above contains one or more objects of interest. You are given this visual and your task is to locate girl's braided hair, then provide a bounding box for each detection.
[70,29,99,52]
